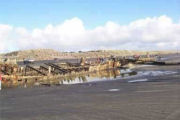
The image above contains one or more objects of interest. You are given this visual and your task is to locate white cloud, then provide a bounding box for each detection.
[0,15,180,53]
[0,24,14,52]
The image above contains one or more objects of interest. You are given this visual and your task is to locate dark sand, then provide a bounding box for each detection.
[1,65,180,120]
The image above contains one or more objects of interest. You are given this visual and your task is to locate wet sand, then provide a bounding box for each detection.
[1,65,180,120]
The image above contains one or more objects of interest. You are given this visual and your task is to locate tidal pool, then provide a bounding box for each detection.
[2,68,137,89]
[2,67,177,89]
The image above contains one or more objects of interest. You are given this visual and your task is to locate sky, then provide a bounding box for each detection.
[0,0,180,53]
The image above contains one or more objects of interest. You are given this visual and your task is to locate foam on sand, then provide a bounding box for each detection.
[107,89,120,92]
[128,79,148,83]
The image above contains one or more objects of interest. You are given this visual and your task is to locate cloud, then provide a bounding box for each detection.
[0,15,180,53]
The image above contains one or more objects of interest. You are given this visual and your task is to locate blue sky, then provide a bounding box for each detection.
[0,0,179,29]
[0,0,180,52]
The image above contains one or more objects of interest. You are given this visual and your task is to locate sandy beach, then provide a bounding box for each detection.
[1,64,180,120]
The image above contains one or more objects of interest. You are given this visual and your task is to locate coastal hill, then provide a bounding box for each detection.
[1,49,176,61]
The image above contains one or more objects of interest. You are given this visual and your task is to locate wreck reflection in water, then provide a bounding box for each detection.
[2,69,137,89]
[61,69,137,84]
